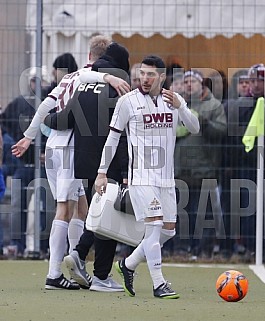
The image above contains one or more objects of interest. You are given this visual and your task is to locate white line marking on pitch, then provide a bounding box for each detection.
[249,264,265,283]
[163,263,248,269]
[163,263,265,283]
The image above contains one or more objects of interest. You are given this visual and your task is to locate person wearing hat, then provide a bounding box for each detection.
[43,42,131,291]
[223,63,265,260]
[12,38,130,290]
[174,69,227,259]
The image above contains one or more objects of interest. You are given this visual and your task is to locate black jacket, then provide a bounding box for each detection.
[1,95,36,165]
[44,71,128,182]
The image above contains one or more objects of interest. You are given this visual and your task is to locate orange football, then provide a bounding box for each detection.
[216,270,248,302]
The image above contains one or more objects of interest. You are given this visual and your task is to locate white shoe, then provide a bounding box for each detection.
[64,251,92,289]
[90,276,124,292]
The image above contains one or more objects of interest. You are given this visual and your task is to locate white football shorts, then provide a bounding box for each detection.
[45,146,85,202]
[128,185,177,223]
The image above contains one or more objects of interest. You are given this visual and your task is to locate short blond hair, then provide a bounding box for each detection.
[89,35,112,61]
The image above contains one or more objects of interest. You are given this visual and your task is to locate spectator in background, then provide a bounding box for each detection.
[42,53,78,97]
[174,70,227,259]
[2,128,20,182]
[224,64,265,261]
[227,69,250,101]
[8,54,78,259]
[165,55,183,89]
[169,72,184,94]
[0,75,48,257]
[130,63,141,89]
[161,72,184,256]
[1,127,22,259]
[221,69,250,256]
[0,127,6,256]
[205,70,228,105]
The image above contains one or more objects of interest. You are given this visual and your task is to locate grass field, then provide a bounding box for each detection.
[0,260,264,321]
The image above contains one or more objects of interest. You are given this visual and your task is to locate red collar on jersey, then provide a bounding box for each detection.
[84,63,93,68]
[138,86,164,106]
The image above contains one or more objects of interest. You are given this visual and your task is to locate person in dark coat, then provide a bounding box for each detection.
[44,42,130,291]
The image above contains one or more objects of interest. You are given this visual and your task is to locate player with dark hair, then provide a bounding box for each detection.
[95,55,200,298]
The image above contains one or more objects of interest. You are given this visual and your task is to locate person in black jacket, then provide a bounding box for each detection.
[44,42,130,292]
[1,76,48,256]
[225,63,265,259]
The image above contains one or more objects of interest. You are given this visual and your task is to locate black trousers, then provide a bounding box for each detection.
[75,179,117,280]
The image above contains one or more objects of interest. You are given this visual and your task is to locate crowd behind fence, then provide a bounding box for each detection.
[0,64,263,263]
[0,1,264,264]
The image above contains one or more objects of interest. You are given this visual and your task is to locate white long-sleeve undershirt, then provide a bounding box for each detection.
[98,130,121,174]
[23,96,56,139]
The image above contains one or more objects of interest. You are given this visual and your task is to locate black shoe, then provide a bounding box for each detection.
[115,258,135,296]
[45,274,80,290]
[153,282,180,299]
[70,278,81,288]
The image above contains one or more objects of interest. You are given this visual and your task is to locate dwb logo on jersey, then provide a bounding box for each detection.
[143,112,173,129]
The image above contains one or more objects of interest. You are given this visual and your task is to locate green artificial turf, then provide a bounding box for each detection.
[0,261,264,321]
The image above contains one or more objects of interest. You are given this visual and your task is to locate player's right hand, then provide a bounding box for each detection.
[11,137,32,158]
[95,173,108,195]
[104,74,131,96]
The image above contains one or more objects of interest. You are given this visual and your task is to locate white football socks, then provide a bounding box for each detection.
[48,220,68,279]
[126,220,165,289]
[125,242,145,271]
[143,221,165,289]
[160,228,176,247]
[68,218,84,254]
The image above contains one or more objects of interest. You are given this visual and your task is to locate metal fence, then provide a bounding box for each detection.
[0,0,264,263]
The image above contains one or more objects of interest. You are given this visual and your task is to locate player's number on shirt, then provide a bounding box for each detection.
[57,81,75,111]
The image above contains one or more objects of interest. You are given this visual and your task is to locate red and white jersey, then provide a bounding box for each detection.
[46,68,106,148]
[110,88,197,187]
[23,68,107,141]
[46,70,82,148]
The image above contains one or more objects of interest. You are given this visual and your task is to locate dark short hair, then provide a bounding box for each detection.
[53,53,78,73]
[141,55,166,74]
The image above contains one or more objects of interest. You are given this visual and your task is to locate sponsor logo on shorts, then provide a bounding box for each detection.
[148,197,161,211]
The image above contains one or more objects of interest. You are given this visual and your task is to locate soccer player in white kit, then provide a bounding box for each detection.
[95,55,200,298]
[12,37,130,290]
